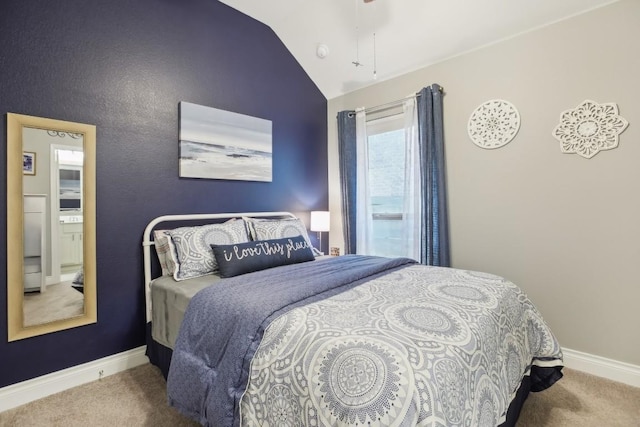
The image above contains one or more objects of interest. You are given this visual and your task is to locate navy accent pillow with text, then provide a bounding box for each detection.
[211,235,315,278]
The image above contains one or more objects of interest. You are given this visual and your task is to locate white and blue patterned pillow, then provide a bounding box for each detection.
[168,219,250,281]
[244,217,311,244]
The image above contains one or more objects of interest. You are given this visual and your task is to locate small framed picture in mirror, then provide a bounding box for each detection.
[23,151,36,175]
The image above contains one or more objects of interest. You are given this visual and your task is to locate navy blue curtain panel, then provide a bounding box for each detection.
[337,110,357,254]
[417,84,450,266]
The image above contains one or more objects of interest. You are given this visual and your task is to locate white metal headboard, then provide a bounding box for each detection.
[142,211,297,322]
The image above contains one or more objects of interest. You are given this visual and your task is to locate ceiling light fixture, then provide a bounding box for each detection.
[373,32,377,79]
[352,0,364,67]
[352,0,378,80]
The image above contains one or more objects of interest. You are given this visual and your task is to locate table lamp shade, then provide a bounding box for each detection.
[310,211,330,232]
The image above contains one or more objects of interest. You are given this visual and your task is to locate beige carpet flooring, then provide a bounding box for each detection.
[0,364,638,426]
[23,281,84,327]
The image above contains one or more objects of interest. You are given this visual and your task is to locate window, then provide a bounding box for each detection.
[365,113,412,258]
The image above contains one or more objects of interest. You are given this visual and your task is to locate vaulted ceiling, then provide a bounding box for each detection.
[219,0,619,99]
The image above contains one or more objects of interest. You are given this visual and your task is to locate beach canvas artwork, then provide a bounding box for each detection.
[179,102,272,182]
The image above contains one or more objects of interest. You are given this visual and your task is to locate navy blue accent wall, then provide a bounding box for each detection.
[0,0,327,387]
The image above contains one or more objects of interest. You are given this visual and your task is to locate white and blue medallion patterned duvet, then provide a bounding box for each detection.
[167,256,563,427]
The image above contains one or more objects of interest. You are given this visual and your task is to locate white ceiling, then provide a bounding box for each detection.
[218,0,619,99]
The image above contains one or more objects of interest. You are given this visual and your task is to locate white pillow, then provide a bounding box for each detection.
[168,219,250,281]
[153,230,178,276]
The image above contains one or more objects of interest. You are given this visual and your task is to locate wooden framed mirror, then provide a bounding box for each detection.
[7,113,97,341]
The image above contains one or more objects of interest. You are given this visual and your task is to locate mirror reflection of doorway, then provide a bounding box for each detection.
[21,139,85,327]
[44,146,84,283]
[55,149,84,285]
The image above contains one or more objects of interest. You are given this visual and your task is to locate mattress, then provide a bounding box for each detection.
[150,274,223,349]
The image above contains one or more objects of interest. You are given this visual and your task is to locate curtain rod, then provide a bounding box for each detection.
[357,94,416,115]
[349,84,443,117]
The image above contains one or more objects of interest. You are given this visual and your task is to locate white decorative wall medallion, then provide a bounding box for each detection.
[552,100,629,159]
[467,99,521,149]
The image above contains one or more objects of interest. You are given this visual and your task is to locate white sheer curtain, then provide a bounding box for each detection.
[401,97,421,260]
[354,99,421,260]
[355,108,373,255]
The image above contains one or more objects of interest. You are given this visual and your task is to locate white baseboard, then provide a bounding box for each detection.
[563,347,640,388]
[0,345,149,413]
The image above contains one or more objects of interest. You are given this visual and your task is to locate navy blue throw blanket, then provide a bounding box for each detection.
[167,255,416,427]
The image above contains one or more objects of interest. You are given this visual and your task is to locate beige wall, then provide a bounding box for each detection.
[327,0,640,366]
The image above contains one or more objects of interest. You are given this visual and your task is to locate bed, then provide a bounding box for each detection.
[142,212,563,427]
